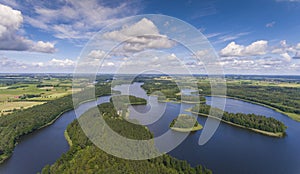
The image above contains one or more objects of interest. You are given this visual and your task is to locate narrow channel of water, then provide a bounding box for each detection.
[0,83,299,174]
[0,96,110,174]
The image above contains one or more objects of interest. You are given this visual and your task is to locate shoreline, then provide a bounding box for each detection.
[207,95,300,122]
[187,109,285,138]
[170,124,203,132]
[64,130,73,147]
[0,94,110,164]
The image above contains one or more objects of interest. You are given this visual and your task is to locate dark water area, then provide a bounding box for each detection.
[165,97,300,174]
[1,82,299,174]
[0,96,110,174]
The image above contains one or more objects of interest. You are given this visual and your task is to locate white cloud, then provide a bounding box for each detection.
[88,50,106,59]
[219,42,244,57]
[271,40,299,60]
[215,32,250,43]
[280,52,292,61]
[220,40,268,57]
[243,40,268,55]
[48,58,75,67]
[103,18,175,52]
[0,57,75,72]
[24,0,139,40]
[0,4,56,53]
[205,33,221,39]
[266,21,276,28]
[31,41,56,53]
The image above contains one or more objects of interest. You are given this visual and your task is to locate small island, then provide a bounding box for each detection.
[188,104,287,137]
[170,114,203,132]
[109,95,147,117]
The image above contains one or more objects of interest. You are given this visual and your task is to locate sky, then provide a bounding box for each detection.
[0,0,300,75]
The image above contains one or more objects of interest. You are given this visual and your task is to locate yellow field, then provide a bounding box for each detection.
[0,101,45,116]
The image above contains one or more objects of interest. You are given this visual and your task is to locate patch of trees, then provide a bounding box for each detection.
[40,102,212,174]
[7,85,28,89]
[191,104,287,133]
[142,80,180,100]
[19,94,41,99]
[110,95,147,109]
[0,84,111,163]
[36,84,54,88]
[226,85,300,115]
[195,81,300,115]
[170,114,199,129]
[180,95,206,103]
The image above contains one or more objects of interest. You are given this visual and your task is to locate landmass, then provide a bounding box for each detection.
[40,102,212,174]
[188,104,287,137]
[170,114,203,132]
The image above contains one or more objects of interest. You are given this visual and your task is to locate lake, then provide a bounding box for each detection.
[0,82,299,174]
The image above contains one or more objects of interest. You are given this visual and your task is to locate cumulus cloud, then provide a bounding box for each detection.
[271,40,299,58]
[220,40,268,57]
[88,50,106,59]
[103,18,175,52]
[23,0,139,41]
[0,4,56,53]
[280,52,292,61]
[0,57,75,72]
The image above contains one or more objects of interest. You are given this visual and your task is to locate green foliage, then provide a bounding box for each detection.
[191,104,287,133]
[0,84,111,162]
[197,82,300,116]
[170,114,199,128]
[41,103,212,174]
[19,94,41,99]
[141,80,180,100]
[110,95,147,110]
[7,85,29,89]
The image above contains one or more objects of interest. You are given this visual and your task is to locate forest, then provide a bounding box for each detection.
[40,102,212,174]
[170,114,200,129]
[140,77,300,121]
[0,84,111,163]
[191,104,287,134]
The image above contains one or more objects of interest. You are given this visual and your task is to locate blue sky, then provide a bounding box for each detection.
[0,0,300,74]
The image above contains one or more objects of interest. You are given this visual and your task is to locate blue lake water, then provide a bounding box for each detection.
[0,83,299,174]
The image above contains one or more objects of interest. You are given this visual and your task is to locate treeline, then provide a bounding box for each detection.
[0,84,111,163]
[170,114,199,128]
[142,80,180,100]
[40,102,212,174]
[226,85,300,115]
[110,95,147,109]
[195,81,300,117]
[141,80,207,103]
[180,95,206,103]
[19,94,41,99]
[191,104,287,133]
[7,85,29,89]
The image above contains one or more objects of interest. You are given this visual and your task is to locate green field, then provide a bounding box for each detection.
[0,76,73,114]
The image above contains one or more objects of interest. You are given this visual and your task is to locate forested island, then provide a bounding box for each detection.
[189,104,287,137]
[40,102,212,174]
[170,114,203,132]
[110,95,147,108]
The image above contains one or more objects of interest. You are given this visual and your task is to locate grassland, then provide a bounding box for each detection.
[0,101,45,116]
[0,76,73,115]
